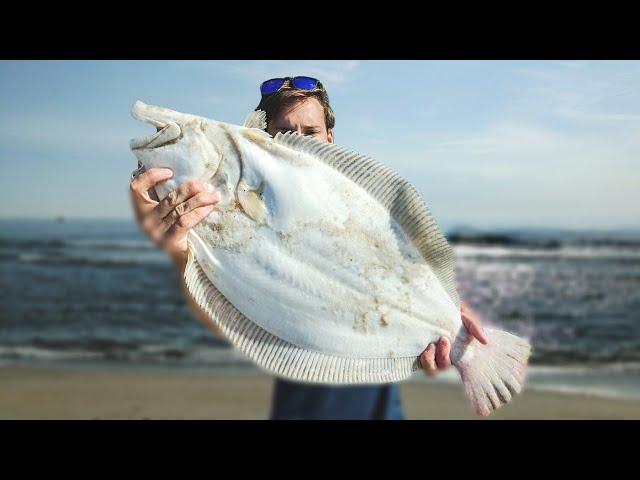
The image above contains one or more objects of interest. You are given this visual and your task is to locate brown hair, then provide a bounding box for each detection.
[255,87,336,131]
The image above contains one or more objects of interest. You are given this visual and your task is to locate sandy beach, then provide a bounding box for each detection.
[1,366,639,420]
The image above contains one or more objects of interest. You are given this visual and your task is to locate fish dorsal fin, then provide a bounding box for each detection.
[273,131,459,308]
[243,109,267,130]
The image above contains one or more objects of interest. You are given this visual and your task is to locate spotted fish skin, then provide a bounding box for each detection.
[129,101,531,416]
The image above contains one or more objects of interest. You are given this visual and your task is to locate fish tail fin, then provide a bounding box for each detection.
[453,327,531,417]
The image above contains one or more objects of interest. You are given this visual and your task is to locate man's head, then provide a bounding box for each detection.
[255,81,335,143]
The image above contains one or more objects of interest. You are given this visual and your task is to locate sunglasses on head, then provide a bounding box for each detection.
[260,76,324,97]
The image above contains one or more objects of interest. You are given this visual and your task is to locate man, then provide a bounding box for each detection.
[129,76,488,420]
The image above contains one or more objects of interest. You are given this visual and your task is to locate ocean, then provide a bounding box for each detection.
[1,219,639,399]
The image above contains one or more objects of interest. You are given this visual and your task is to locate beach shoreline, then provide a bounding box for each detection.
[1,366,639,420]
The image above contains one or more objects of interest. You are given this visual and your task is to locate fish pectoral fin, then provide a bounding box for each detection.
[237,181,267,223]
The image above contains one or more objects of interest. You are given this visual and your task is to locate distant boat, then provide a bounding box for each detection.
[55,216,65,223]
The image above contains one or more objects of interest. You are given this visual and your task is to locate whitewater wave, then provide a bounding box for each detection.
[454,244,640,261]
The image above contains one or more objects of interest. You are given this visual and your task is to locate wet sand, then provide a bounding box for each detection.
[1,366,639,419]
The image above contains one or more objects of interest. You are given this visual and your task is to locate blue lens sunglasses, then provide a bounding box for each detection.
[260,76,324,97]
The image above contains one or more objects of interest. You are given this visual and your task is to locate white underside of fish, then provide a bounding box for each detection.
[192,140,458,357]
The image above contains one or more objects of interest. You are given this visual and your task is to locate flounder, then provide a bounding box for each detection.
[129,100,532,416]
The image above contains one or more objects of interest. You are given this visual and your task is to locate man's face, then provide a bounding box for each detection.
[266,97,334,144]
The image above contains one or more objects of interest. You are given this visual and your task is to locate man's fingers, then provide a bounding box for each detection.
[161,204,216,247]
[141,180,211,233]
[130,168,173,200]
[421,338,451,376]
[130,168,173,219]
[154,180,210,220]
[435,337,451,369]
[420,343,437,377]
[462,313,489,345]
[158,190,220,233]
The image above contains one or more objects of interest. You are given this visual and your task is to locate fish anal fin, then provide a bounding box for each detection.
[184,232,422,385]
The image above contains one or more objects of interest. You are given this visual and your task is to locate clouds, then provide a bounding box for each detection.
[0,60,638,229]
[0,112,134,156]
[202,60,361,88]
[412,121,639,183]
[351,61,640,230]
[549,60,591,69]
[555,106,640,123]
[513,60,640,127]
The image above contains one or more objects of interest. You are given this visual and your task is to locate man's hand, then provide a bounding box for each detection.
[130,167,220,268]
[420,300,489,376]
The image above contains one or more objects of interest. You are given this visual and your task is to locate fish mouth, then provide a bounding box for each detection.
[130,123,182,150]
[130,100,182,150]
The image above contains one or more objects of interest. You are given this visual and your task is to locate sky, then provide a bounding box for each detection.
[1,60,639,231]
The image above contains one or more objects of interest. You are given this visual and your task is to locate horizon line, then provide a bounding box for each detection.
[1,216,639,234]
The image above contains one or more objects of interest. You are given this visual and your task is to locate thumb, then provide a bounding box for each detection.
[463,315,489,345]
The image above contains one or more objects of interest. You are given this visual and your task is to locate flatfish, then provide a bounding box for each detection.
[129,101,531,416]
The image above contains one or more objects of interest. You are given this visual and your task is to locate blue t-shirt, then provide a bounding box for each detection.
[269,378,405,420]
